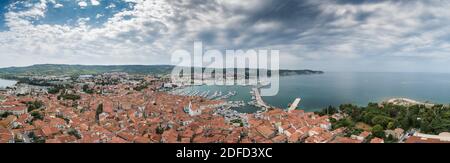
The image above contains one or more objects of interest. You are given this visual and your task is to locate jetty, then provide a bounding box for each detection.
[251,88,270,109]
[288,98,301,112]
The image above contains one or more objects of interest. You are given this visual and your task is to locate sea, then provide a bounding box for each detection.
[175,72,450,112]
[0,78,16,88]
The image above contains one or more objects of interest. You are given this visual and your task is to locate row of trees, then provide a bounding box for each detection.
[95,103,103,124]
[48,84,73,94]
[82,84,95,94]
[57,93,81,101]
[0,112,13,118]
[134,83,149,91]
[24,100,44,112]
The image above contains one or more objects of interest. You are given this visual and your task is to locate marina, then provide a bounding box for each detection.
[168,84,282,115]
[168,86,254,126]
[169,88,238,101]
[168,85,261,113]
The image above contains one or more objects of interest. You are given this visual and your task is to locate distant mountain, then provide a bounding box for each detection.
[0,64,175,77]
[0,64,323,77]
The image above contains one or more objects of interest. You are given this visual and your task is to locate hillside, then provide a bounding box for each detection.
[0,64,323,77]
[0,64,175,77]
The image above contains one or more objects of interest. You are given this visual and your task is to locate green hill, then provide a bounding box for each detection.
[0,64,323,77]
[0,64,175,77]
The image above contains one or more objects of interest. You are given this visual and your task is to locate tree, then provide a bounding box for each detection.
[67,128,81,139]
[134,83,149,91]
[385,134,397,143]
[156,125,165,134]
[47,85,67,94]
[82,84,89,92]
[26,100,44,112]
[95,103,103,123]
[332,102,450,136]
[387,122,396,130]
[346,128,363,137]
[371,116,394,128]
[371,124,385,138]
[317,105,338,116]
[231,119,244,127]
[58,93,81,101]
[28,132,45,143]
[31,112,44,121]
[332,118,355,129]
[0,112,13,118]
[47,87,60,94]
[82,85,94,94]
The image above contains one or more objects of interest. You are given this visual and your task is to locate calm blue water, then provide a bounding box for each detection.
[264,72,450,111]
[0,79,16,88]
[177,72,450,112]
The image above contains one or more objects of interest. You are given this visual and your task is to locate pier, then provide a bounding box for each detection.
[252,88,270,109]
[288,98,301,112]
[169,88,237,100]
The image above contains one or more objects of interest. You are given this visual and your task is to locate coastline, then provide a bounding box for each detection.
[382,97,438,108]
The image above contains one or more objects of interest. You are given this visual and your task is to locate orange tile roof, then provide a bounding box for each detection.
[333,137,363,143]
[370,137,384,143]
[41,126,60,137]
[256,125,275,139]
[271,135,287,143]
[134,136,150,143]
[405,136,449,143]
[359,131,371,138]
[45,138,62,143]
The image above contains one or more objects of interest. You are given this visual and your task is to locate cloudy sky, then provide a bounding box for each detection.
[1,0,450,72]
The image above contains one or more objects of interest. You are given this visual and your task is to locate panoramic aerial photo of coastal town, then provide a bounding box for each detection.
[1,0,450,144]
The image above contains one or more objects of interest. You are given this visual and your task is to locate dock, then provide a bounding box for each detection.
[288,98,301,112]
[252,88,270,109]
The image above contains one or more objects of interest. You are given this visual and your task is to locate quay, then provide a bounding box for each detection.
[288,98,301,112]
[252,87,270,109]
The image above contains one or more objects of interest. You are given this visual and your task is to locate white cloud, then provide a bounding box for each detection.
[54,4,63,8]
[252,21,282,33]
[91,0,100,6]
[295,0,450,62]
[106,3,116,9]
[217,0,266,11]
[0,0,177,67]
[2,0,450,72]
[96,14,103,19]
[78,1,88,8]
